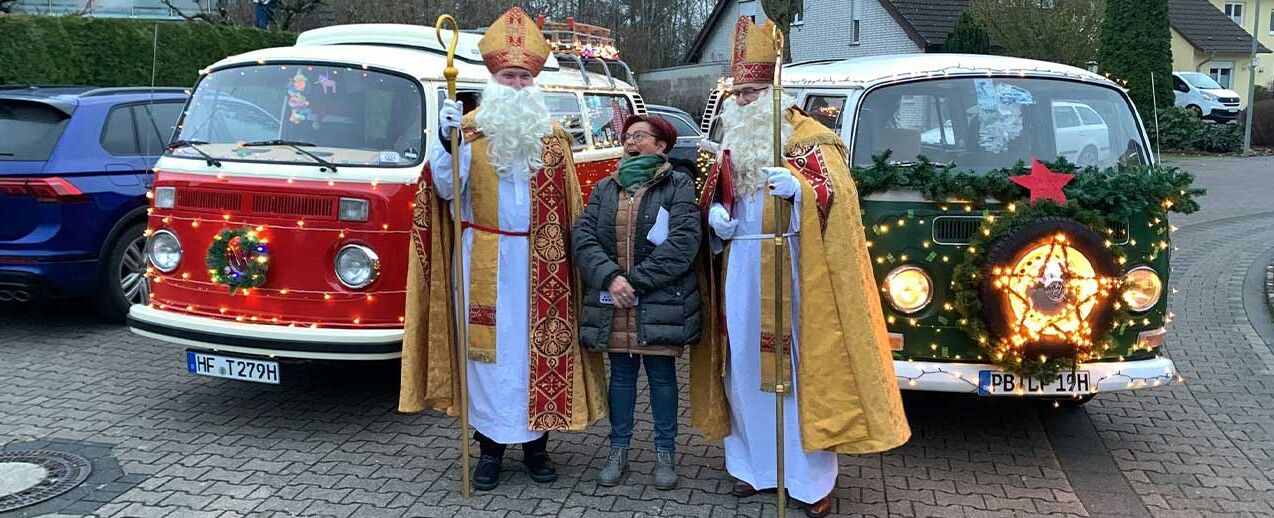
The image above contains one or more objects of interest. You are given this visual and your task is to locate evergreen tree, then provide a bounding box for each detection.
[943,12,991,54]
[1098,0,1173,113]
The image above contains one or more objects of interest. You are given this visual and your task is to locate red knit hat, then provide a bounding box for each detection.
[622,114,678,153]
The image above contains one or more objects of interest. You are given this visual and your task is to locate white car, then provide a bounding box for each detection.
[1172,72,1242,122]
[1051,101,1110,167]
[916,99,1111,168]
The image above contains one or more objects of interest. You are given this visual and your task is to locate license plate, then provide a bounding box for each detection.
[187,351,280,384]
[977,370,1089,395]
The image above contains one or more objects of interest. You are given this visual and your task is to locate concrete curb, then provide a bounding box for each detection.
[1266,260,1274,319]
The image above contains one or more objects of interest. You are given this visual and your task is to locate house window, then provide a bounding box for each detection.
[851,19,861,45]
[1224,3,1244,26]
[1038,0,1056,8]
[1269,10,1273,33]
[791,0,805,25]
[1209,64,1235,89]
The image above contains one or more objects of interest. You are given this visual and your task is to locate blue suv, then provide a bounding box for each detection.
[0,86,188,320]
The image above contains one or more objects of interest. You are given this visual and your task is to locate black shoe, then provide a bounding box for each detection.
[523,451,558,483]
[473,454,502,491]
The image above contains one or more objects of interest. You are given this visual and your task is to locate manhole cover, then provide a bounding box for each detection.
[0,450,91,513]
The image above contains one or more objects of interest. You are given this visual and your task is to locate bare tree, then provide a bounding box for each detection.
[273,0,325,31]
[283,0,715,72]
[158,0,237,24]
[971,0,1105,67]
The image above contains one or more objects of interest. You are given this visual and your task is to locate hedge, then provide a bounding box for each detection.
[1145,106,1243,154]
[0,15,296,88]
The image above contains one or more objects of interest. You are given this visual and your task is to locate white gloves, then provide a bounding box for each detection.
[708,203,739,240]
[765,167,798,199]
[439,98,463,135]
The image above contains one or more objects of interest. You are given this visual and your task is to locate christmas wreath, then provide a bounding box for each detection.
[206,227,270,294]
[853,152,1203,380]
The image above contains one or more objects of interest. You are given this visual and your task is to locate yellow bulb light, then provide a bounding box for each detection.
[1121,266,1163,312]
[884,266,933,314]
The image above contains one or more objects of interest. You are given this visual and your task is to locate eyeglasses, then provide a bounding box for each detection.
[730,86,769,97]
[623,130,657,143]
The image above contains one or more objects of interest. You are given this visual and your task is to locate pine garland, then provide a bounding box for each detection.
[206,227,270,295]
[853,152,1204,380]
[852,151,1204,218]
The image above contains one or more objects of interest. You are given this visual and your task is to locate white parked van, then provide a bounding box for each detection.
[1171,71,1242,122]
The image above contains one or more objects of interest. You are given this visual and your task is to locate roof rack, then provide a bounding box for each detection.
[551,53,636,88]
[539,17,635,88]
[80,87,189,97]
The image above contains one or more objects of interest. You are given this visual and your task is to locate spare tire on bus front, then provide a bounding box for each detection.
[978,216,1120,359]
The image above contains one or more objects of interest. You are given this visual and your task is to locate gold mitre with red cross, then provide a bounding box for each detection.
[478,6,551,76]
[730,16,779,84]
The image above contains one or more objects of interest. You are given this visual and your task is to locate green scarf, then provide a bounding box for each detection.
[616,154,665,192]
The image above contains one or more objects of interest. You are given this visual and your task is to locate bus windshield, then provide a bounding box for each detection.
[170,64,424,168]
[852,77,1148,172]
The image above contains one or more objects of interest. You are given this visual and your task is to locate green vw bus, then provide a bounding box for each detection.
[697,54,1199,403]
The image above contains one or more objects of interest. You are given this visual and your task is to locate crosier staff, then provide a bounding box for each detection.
[434,14,472,499]
[768,24,790,518]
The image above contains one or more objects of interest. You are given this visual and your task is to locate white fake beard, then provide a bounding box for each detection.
[475,79,552,180]
[718,89,796,195]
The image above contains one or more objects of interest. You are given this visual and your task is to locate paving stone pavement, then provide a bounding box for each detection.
[2,156,1272,517]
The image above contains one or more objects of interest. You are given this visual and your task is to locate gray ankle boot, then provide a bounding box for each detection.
[597,447,628,487]
[653,449,678,490]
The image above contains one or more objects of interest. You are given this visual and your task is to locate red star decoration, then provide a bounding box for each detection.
[1010,159,1074,204]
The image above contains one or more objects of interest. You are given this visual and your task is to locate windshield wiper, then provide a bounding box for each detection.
[239,140,338,173]
[890,160,953,168]
[168,140,222,167]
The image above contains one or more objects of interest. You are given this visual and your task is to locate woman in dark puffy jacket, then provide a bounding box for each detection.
[572,114,702,490]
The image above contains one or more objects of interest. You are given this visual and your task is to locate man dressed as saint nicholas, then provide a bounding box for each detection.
[689,16,912,518]
[398,6,606,492]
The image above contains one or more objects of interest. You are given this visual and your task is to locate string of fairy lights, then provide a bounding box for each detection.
[142,181,414,328]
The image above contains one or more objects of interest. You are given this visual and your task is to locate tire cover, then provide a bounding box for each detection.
[979,216,1120,357]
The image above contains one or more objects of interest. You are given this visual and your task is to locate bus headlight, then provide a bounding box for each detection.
[1121,266,1162,312]
[147,230,182,272]
[884,265,933,314]
[335,244,380,289]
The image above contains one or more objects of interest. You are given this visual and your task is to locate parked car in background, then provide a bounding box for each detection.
[0,86,188,320]
[1172,72,1242,122]
[644,104,702,171]
[1051,101,1111,167]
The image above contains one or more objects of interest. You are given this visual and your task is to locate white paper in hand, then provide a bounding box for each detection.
[647,207,670,246]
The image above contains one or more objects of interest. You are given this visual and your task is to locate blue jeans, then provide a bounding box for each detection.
[608,353,678,452]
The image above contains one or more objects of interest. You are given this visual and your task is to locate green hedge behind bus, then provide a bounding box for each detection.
[0,15,296,87]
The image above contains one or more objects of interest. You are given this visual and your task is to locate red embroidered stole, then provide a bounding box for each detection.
[526,135,576,431]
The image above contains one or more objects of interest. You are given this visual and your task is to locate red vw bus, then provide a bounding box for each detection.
[127,24,645,383]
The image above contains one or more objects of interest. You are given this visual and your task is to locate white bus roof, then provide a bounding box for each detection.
[779,54,1117,90]
[202,23,635,91]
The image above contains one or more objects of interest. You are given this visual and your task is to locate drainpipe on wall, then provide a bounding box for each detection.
[1195,52,1216,73]
[1243,0,1261,155]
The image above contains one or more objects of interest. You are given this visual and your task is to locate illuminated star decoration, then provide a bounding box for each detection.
[1010,159,1075,204]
